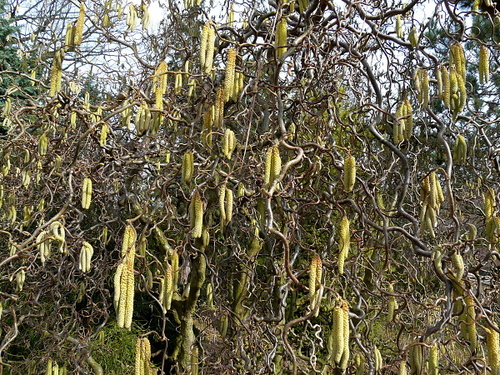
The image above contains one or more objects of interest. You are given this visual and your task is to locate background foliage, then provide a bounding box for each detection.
[0,0,499,374]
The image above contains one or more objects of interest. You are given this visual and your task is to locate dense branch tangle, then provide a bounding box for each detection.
[0,0,499,373]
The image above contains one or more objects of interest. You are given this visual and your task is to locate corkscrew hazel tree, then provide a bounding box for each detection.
[0,0,499,373]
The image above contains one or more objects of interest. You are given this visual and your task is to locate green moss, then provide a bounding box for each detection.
[90,323,137,374]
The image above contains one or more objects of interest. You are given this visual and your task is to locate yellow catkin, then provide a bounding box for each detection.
[135,338,144,375]
[200,22,209,70]
[271,146,282,183]
[201,229,210,248]
[387,283,398,322]
[295,0,304,12]
[409,27,418,47]
[115,224,137,329]
[421,206,436,238]
[46,360,53,375]
[49,50,64,96]
[228,2,235,25]
[238,71,244,96]
[421,173,443,233]
[65,22,74,47]
[441,66,450,108]
[158,62,168,93]
[190,190,204,238]
[394,101,405,143]
[467,223,477,241]
[464,295,477,352]
[449,67,458,108]
[123,260,135,330]
[126,4,137,32]
[450,77,460,119]
[449,44,457,68]
[0,185,4,209]
[453,43,466,80]
[100,123,109,146]
[122,224,137,262]
[430,172,443,211]
[117,257,135,329]
[486,327,500,375]
[264,146,282,190]
[339,300,350,369]
[224,48,237,102]
[82,177,92,209]
[113,262,125,308]
[428,343,438,375]
[141,3,150,30]
[309,254,318,301]
[219,184,226,226]
[146,268,154,290]
[224,187,234,226]
[338,216,350,275]
[451,252,465,280]
[206,282,214,308]
[396,14,403,38]
[222,128,236,159]
[479,45,490,84]
[202,110,213,148]
[160,263,173,312]
[79,241,94,273]
[153,61,168,109]
[16,269,25,291]
[409,345,423,375]
[414,68,422,98]
[171,250,179,287]
[142,338,152,374]
[332,305,345,364]
[396,105,407,142]
[355,353,365,375]
[436,66,443,99]
[486,217,497,243]
[309,254,322,311]
[135,337,152,375]
[264,147,273,189]
[103,12,110,27]
[435,176,444,208]
[374,345,382,371]
[484,187,496,219]
[2,97,10,117]
[403,98,413,139]
[137,236,146,258]
[174,72,182,94]
[276,17,287,58]
[493,217,500,243]
[420,69,429,108]
[314,253,323,288]
[456,70,467,116]
[73,2,85,46]
[453,134,467,164]
[150,112,162,136]
[343,155,356,191]
[232,71,243,101]
[182,151,194,185]
[135,104,144,135]
[214,87,224,128]
[488,219,499,244]
[399,361,408,375]
[21,170,31,189]
[205,23,216,74]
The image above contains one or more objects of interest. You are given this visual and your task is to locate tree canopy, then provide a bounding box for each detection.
[0,0,499,374]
